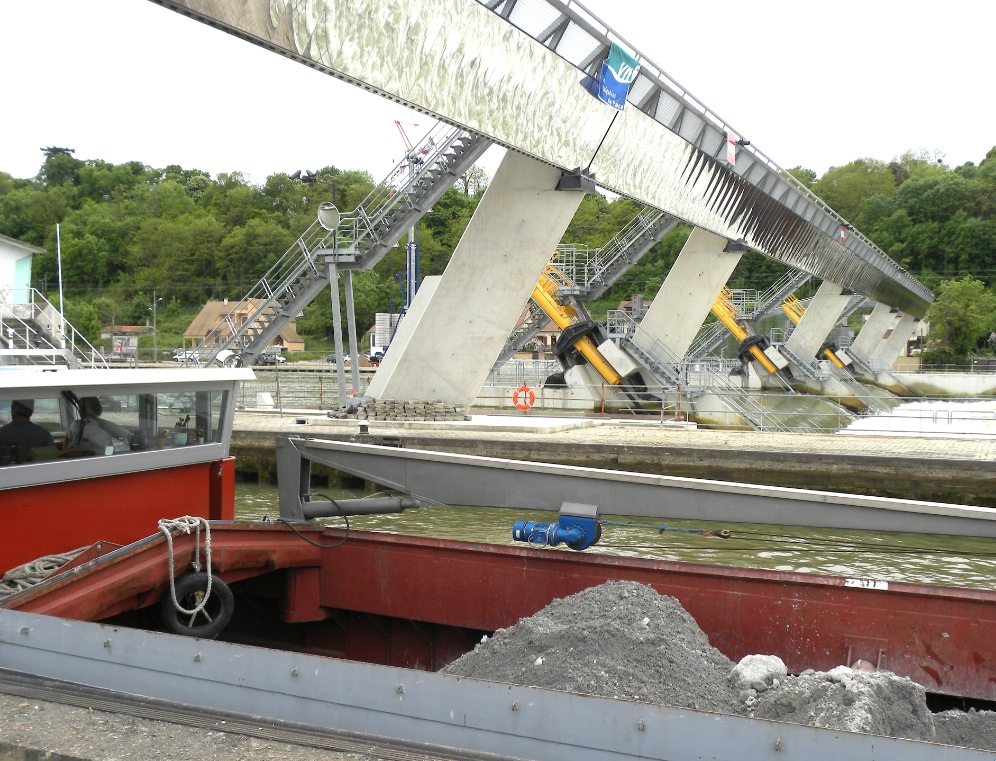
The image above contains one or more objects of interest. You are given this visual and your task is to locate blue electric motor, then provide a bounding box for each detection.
[512,502,601,551]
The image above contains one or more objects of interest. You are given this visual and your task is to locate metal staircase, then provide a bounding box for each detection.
[0,289,107,369]
[493,301,550,367]
[194,125,492,364]
[687,270,810,360]
[688,363,857,433]
[495,207,678,365]
[551,208,679,300]
[606,310,682,385]
[824,363,897,413]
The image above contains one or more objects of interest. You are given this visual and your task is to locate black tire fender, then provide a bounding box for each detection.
[159,572,234,640]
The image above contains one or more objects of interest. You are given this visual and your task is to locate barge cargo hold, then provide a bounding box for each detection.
[2,371,995,758]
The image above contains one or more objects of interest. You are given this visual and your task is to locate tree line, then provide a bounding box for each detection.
[2,144,995,361]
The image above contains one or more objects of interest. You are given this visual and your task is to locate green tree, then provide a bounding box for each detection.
[925,276,996,359]
[812,159,897,221]
[785,167,817,188]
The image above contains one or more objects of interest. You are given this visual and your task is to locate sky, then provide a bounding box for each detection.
[1,0,993,187]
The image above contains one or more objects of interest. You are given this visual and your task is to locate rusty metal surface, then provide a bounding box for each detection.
[315,530,996,701]
[0,524,323,621]
[5,522,992,701]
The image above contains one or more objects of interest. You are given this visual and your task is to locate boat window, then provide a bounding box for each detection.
[151,389,226,448]
[0,387,230,465]
[62,390,228,452]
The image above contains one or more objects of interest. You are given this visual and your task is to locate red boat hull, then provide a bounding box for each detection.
[0,458,235,573]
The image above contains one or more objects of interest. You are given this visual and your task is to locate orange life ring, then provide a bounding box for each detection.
[512,384,535,411]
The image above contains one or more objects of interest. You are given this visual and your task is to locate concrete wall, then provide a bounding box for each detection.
[368,151,585,405]
[639,228,740,359]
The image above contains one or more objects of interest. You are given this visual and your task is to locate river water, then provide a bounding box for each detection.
[235,482,996,591]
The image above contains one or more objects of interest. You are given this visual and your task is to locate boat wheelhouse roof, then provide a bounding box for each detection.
[0,367,255,395]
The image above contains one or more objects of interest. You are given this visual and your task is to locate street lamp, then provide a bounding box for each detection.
[150,291,163,363]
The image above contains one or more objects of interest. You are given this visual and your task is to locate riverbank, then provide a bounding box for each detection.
[231,410,996,505]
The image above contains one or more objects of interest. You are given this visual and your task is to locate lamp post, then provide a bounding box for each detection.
[151,291,163,363]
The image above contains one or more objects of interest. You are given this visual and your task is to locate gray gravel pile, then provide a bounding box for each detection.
[443,580,742,714]
[443,580,996,750]
[746,665,936,742]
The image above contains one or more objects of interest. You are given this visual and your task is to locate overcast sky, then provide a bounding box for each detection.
[2,0,992,187]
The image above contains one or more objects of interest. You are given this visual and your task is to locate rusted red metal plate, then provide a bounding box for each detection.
[1,524,322,621]
[4,524,993,701]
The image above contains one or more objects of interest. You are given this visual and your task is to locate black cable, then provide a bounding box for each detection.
[601,525,996,559]
[276,492,350,549]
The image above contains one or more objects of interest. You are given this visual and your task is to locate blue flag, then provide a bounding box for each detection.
[596,43,640,111]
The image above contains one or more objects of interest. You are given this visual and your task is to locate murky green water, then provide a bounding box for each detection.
[236,482,996,591]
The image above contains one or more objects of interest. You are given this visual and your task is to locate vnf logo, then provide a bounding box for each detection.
[613,60,638,85]
[597,43,640,111]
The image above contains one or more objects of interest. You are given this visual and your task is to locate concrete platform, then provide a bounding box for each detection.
[232,411,996,505]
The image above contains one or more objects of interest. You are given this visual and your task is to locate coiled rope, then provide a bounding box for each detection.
[158,516,213,617]
[0,548,87,597]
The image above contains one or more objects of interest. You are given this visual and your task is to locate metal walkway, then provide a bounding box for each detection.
[0,289,106,369]
[151,0,932,315]
[493,208,678,368]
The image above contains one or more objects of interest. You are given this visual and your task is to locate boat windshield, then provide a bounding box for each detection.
[1,389,227,466]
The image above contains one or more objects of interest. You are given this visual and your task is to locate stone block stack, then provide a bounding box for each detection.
[355,399,469,422]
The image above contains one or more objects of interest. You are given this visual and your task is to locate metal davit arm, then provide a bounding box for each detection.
[275,437,996,539]
[275,437,421,521]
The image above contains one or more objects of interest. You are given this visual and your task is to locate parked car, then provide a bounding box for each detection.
[254,352,287,366]
[365,351,385,364]
[172,350,199,363]
[324,354,351,364]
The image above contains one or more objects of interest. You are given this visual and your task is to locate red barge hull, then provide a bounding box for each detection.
[5,523,994,703]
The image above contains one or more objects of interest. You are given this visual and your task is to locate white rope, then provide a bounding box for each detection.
[0,548,87,597]
[158,516,213,618]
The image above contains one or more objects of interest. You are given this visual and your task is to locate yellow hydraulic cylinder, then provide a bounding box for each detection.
[532,268,623,386]
[781,295,846,369]
[711,289,780,375]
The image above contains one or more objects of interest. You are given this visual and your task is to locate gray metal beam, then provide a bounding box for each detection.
[150,0,933,317]
[277,438,996,539]
[1,608,985,760]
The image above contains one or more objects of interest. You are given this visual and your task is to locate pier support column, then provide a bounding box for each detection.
[367,151,587,405]
[849,302,894,367]
[783,280,852,362]
[871,313,918,372]
[638,228,742,358]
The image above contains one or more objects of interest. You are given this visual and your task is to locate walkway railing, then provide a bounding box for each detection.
[0,289,107,368]
[229,366,993,436]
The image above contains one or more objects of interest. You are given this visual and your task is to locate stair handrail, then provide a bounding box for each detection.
[194,124,474,362]
[0,289,107,368]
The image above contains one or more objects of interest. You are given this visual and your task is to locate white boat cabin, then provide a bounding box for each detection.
[0,367,254,490]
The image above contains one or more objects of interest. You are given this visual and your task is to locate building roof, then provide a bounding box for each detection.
[0,233,46,255]
[100,325,147,335]
[616,298,653,312]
